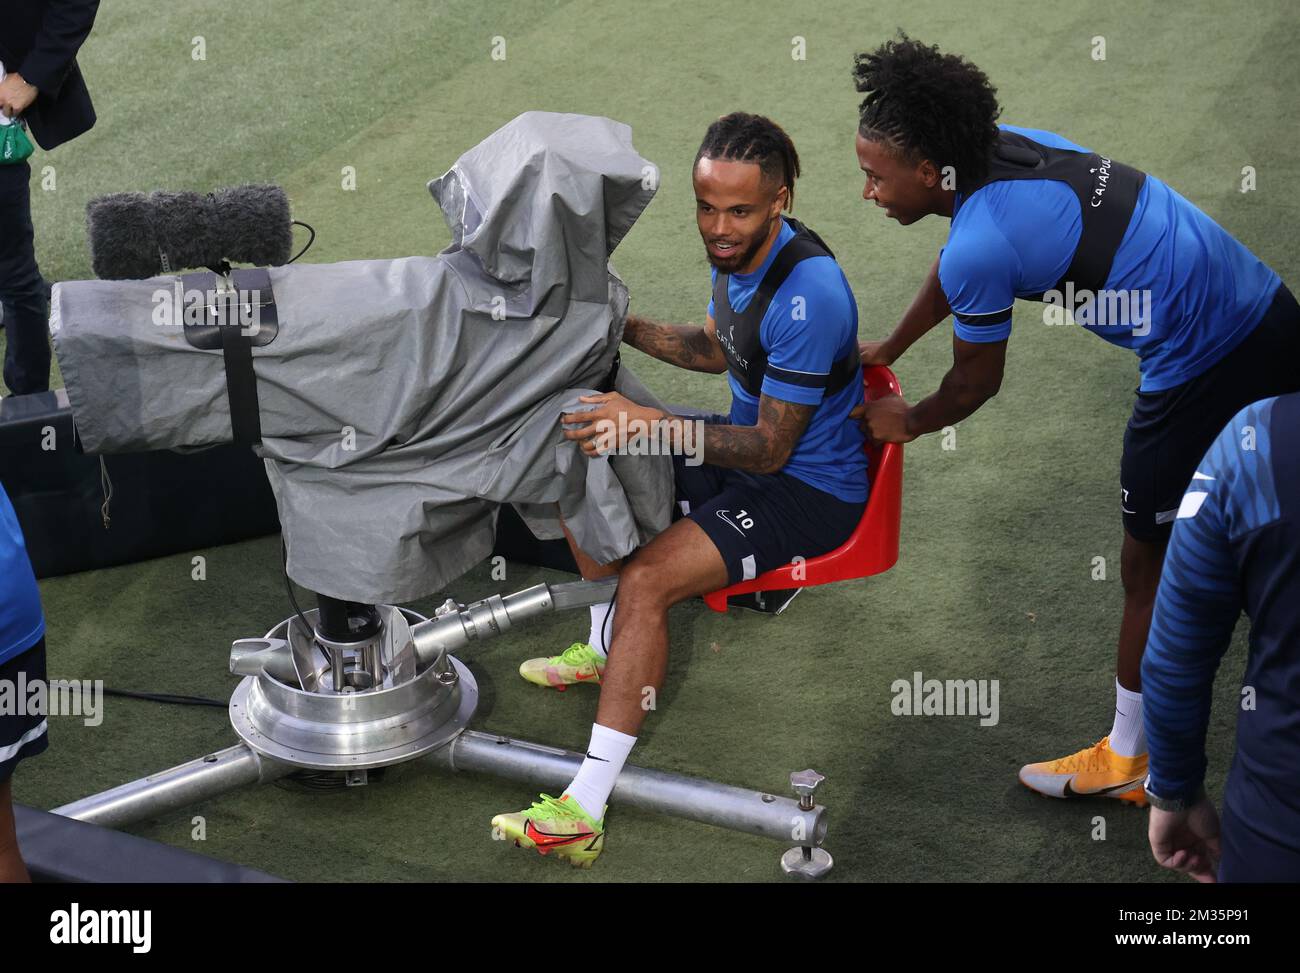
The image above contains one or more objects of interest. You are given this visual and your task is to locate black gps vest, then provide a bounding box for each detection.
[961,131,1147,299]
[711,217,861,399]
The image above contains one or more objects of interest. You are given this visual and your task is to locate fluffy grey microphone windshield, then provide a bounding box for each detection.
[86,184,294,280]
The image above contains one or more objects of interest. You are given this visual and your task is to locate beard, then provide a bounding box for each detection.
[703,212,779,273]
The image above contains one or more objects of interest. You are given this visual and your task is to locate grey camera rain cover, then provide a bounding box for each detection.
[49,111,673,603]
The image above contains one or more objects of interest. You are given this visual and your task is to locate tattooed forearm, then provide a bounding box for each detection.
[700,396,816,473]
[623,314,728,373]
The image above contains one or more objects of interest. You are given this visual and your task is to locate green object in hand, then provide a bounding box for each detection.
[0,120,34,164]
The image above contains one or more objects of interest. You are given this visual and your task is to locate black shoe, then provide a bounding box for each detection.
[724,587,802,615]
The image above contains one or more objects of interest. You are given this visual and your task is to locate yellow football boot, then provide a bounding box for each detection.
[491,793,606,869]
[1018,737,1148,805]
[518,642,606,691]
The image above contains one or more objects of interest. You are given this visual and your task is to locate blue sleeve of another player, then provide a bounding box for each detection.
[940,220,1019,344]
[0,483,46,665]
[1142,400,1279,802]
[759,259,856,406]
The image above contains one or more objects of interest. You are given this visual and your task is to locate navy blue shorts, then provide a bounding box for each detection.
[0,637,48,783]
[671,444,864,587]
[1121,284,1300,543]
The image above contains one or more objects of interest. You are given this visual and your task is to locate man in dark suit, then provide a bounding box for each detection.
[0,0,100,395]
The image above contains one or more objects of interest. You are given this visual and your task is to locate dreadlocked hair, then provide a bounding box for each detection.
[852,33,1001,184]
[695,112,801,210]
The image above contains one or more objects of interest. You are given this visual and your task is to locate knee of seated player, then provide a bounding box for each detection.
[622,529,725,608]
[617,558,679,612]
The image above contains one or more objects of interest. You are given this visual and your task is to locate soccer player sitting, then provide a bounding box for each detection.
[492,113,868,867]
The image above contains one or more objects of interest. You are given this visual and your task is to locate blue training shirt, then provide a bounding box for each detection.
[1,482,45,665]
[941,125,1282,392]
[1143,393,1300,849]
[706,220,868,502]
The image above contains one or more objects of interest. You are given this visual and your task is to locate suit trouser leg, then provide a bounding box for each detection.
[0,160,51,395]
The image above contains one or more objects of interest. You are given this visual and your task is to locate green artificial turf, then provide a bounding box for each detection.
[6,0,1298,881]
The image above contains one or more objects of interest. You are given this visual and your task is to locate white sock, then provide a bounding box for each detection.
[563,722,636,819]
[587,601,614,658]
[1108,678,1146,757]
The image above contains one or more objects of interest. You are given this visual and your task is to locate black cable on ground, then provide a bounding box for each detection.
[101,688,226,708]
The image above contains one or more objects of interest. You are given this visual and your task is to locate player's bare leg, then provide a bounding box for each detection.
[492,518,727,866]
[593,517,728,736]
[1118,531,1168,692]
[517,512,623,690]
[0,779,31,884]
[1018,528,1163,805]
[560,516,622,582]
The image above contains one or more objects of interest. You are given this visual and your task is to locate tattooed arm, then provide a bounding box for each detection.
[698,395,815,473]
[561,392,815,476]
[622,313,729,374]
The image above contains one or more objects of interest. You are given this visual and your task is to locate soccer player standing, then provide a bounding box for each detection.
[1143,393,1300,882]
[849,36,1300,804]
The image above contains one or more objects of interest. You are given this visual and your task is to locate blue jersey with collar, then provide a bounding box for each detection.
[1,482,44,665]
[1143,393,1300,848]
[941,125,1281,392]
[707,220,868,502]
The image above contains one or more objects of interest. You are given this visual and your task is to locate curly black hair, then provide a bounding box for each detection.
[695,112,801,210]
[852,34,1001,184]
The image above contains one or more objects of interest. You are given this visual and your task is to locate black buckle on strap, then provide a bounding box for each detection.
[180,267,279,446]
